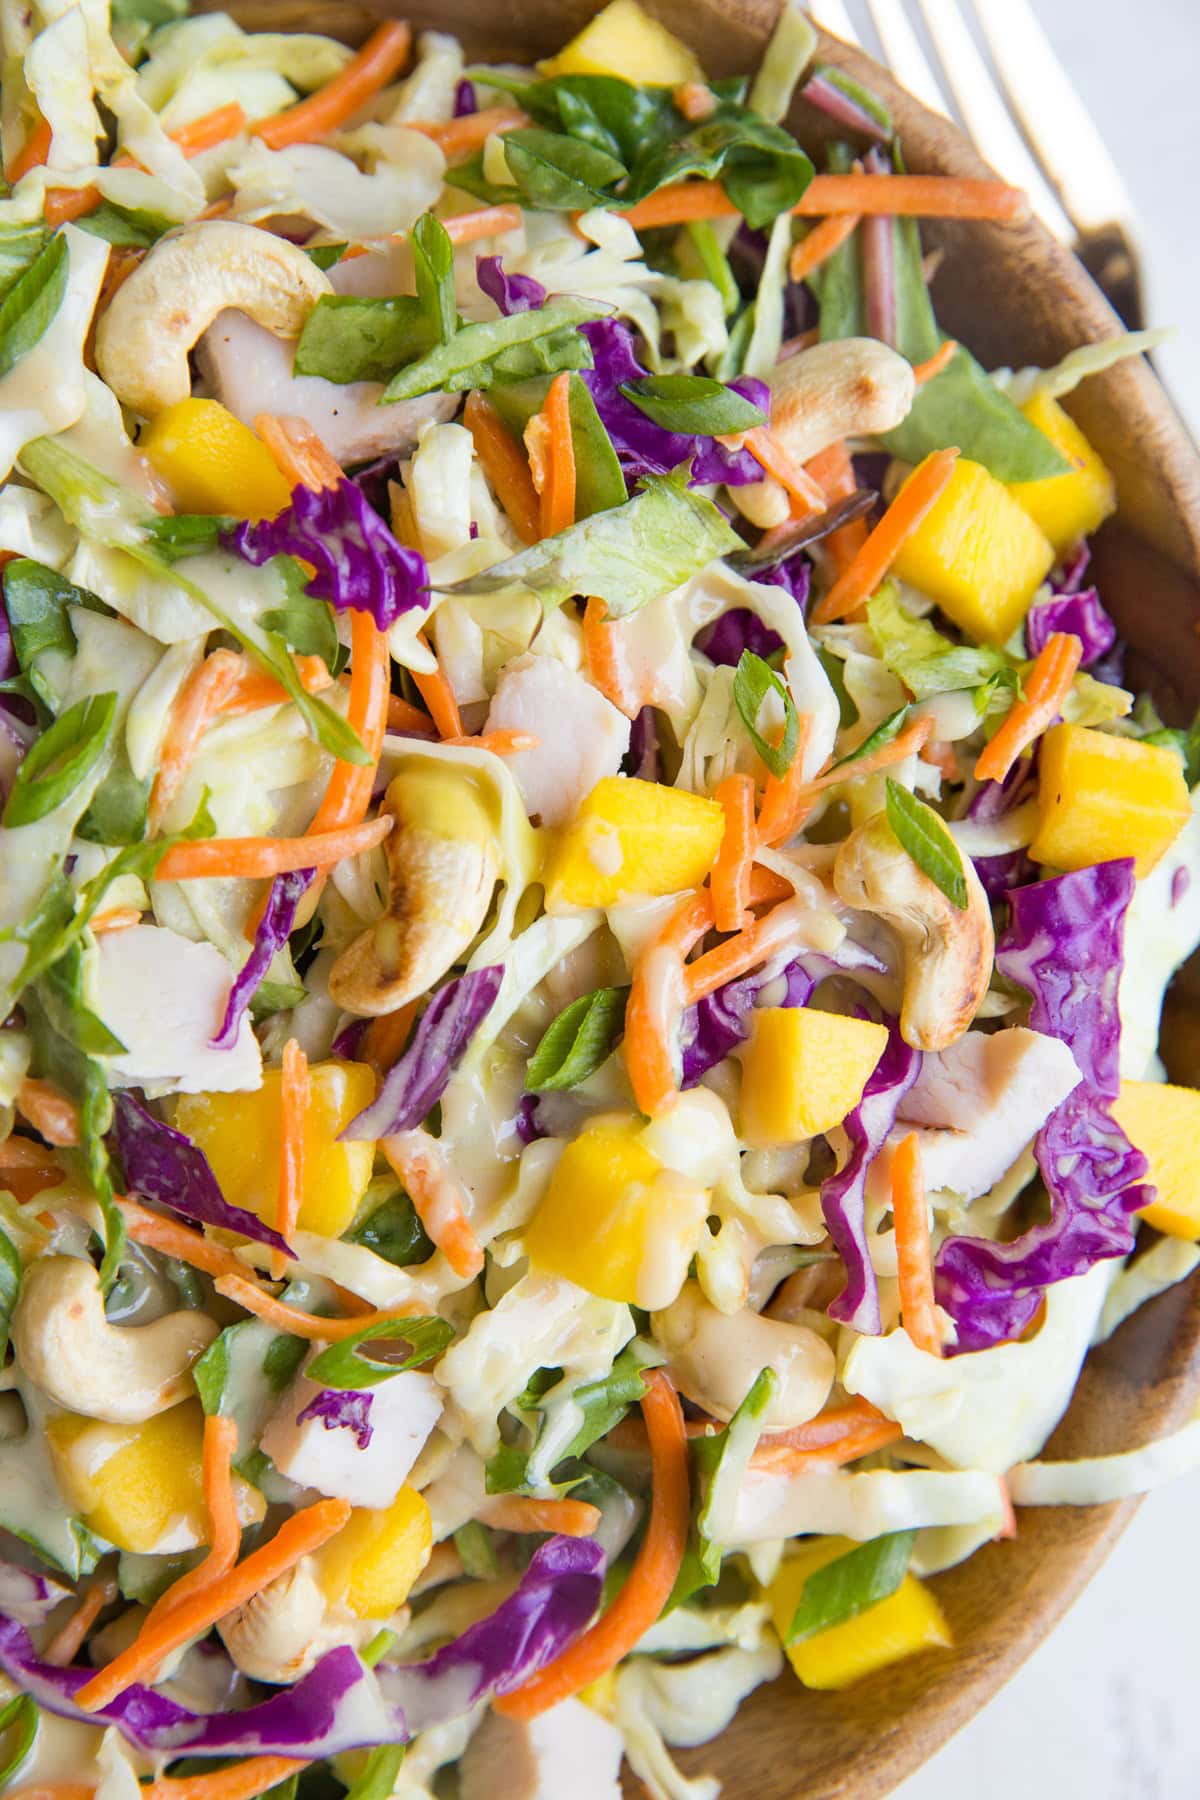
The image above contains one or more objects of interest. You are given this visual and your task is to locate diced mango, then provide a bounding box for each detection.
[47,1400,264,1554]
[538,0,704,85]
[525,1115,708,1310]
[316,1485,432,1619]
[173,1060,377,1240]
[739,1009,889,1146]
[890,456,1056,645]
[1113,1080,1200,1238]
[1031,724,1191,878]
[546,776,725,909]
[1009,391,1117,552]
[768,1537,952,1690]
[141,399,292,521]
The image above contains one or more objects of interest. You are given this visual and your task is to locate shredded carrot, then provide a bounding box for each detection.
[788,212,862,284]
[382,1130,484,1281]
[386,692,437,736]
[45,104,249,226]
[996,1476,1017,1540]
[311,612,392,840]
[119,1197,256,1283]
[912,339,959,385]
[0,1136,63,1171]
[812,446,961,625]
[88,906,142,934]
[75,1500,351,1711]
[411,639,464,740]
[974,630,1082,784]
[219,654,335,717]
[463,390,540,545]
[754,715,813,847]
[744,427,826,516]
[42,1574,114,1667]
[711,774,756,933]
[534,371,576,539]
[891,1131,941,1357]
[443,729,539,755]
[758,1399,896,1453]
[143,1415,241,1631]
[255,413,341,492]
[149,648,242,833]
[803,438,869,571]
[673,82,718,123]
[253,21,412,150]
[750,1418,904,1474]
[274,1039,308,1279]
[495,1370,688,1719]
[624,891,713,1117]
[681,896,804,1006]
[361,999,420,1076]
[443,203,524,245]
[619,172,1029,232]
[479,1496,602,1537]
[757,716,933,845]
[4,1787,96,1800]
[16,1078,79,1148]
[921,737,961,781]
[582,596,639,718]
[406,107,529,157]
[5,115,51,186]
[143,1760,308,1800]
[214,1272,424,1340]
[154,813,392,882]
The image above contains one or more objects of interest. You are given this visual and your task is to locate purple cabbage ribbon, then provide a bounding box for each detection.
[1025,588,1116,667]
[861,145,898,347]
[697,565,810,668]
[476,255,547,317]
[226,479,430,630]
[799,70,890,141]
[967,758,1036,900]
[112,1092,293,1259]
[296,1388,374,1450]
[342,965,504,1140]
[936,862,1153,1352]
[0,1561,70,1626]
[211,867,313,1050]
[453,78,477,117]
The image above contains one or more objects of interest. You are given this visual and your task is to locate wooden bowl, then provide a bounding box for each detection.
[220,3,1200,1790]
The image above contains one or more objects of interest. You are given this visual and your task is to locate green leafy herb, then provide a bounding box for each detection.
[0,1228,20,1363]
[381,296,607,402]
[526,986,628,1091]
[733,649,799,777]
[0,1693,37,1787]
[0,235,67,381]
[829,704,911,773]
[627,112,813,230]
[2,558,111,710]
[262,1330,307,1392]
[249,976,308,1021]
[145,513,232,562]
[295,293,432,384]
[117,1548,203,1606]
[347,1185,434,1267]
[305,241,349,271]
[76,201,173,248]
[306,1315,455,1390]
[694,1366,776,1586]
[488,373,626,519]
[0,225,47,304]
[345,1745,406,1800]
[454,1519,501,1579]
[867,585,1013,701]
[76,753,151,846]
[261,558,341,672]
[485,1342,655,1494]
[810,143,865,336]
[785,1529,915,1643]
[3,691,117,828]
[815,644,859,729]
[39,941,125,1056]
[620,374,766,436]
[885,777,968,910]
[412,210,457,344]
[447,467,741,616]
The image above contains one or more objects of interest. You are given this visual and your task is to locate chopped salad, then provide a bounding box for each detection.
[0,1,1196,1795]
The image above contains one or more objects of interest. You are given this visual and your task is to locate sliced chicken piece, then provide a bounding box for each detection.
[261,1363,441,1510]
[484,653,631,827]
[459,1698,624,1800]
[94,923,261,1095]
[194,308,455,467]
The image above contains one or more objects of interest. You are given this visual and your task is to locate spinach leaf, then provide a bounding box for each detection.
[260,557,341,672]
[76,201,173,248]
[380,296,606,402]
[76,753,151,846]
[620,374,766,436]
[411,211,457,344]
[488,372,626,518]
[2,558,111,710]
[0,224,47,304]
[2,691,117,828]
[295,293,432,385]
[347,1186,435,1267]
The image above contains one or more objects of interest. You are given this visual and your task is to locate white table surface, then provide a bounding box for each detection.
[813,5,1200,1798]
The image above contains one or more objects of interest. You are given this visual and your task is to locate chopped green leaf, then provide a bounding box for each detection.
[381,296,607,402]
[261,557,341,672]
[620,374,766,436]
[0,224,47,304]
[295,293,432,384]
[0,234,67,381]
[829,704,911,773]
[306,1315,454,1390]
[733,649,799,777]
[305,241,350,271]
[695,1367,776,1585]
[2,558,111,710]
[262,1330,307,1392]
[0,1228,20,1364]
[527,986,628,1091]
[412,210,457,345]
[885,777,968,910]
[488,372,625,519]
[75,201,173,248]
[347,1187,434,1267]
[867,585,1013,700]
[785,1529,915,1643]
[678,219,740,316]
[503,128,629,211]
[0,1692,37,1787]
[75,752,150,847]
[454,1519,500,1579]
[3,691,117,828]
[345,1745,406,1800]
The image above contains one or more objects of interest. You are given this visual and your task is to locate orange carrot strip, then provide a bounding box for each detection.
[974,631,1082,784]
[119,1197,255,1282]
[755,714,813,847]
[479,1496,602,1537]
[274,1039,308,1279]
[75,1498,352,1711]
[214,1273,425,1340]
[535,370,577,539]
[443,729,539,755]
[144,1415,241,1631]
[619,172,1029,232]
[309,611,392,837]
[88,906,142,934]
[744,427,826,516]
[681,897,804,1006]
[463,390,540,545]
[749,1419,904,1474]
[406,107,528,157]
[495,1371,688,1719]
[443,203,523,244]
[5,1787,96,1800]
[42,1576,113,1667]
[803,438,869,572]
[788,212,862,283]
[891,1131,941,1357]
[6,116,52,185]
[912,339,958,384]
[411,641,463,740]
[154,814,392,882]
[143,1760,307,1800]
[758,1399,897,1452]
[361,999,419,1076]
[673,82,718,123]
[624,891,714,1118]
[757,718,933,846]
[382,1130,484,1281]
[253,21,412,150]
[812,447,961,625]
[219,655,334,717]
[582,596,638,718]
[711,774,756,933]
[0,1137,63,1171]
[149,649,242,832]
[386,692,437,736]
[16,1078,79,1148]
[255,413,342,492]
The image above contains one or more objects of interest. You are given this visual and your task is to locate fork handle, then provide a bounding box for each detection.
[1074,223,1145,332]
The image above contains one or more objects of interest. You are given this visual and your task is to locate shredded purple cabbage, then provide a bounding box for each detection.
[681,960,815,1089]
[1025,588,1116,667]
[332,1018,368,1061]
[936,862,1152,1351]
[211,868,312,1050]
[799,70,890,141]
[342,965,504,1140]
[699,609,784,667]
[758,553,812,613]
[0,1536,603,1758]
[823,1025,922,1334]
[625,706,661,781]
[1053,543,1091,593]
[476,255,546,317]
[513,1092,549,1145]
[296,1388,374,1450]
[453,78,477,117]
[112,1093,293,1259]
[226,480,429,629]
[861,146,898,346]
[0,1562,70,1627]
[967,758,1036,899]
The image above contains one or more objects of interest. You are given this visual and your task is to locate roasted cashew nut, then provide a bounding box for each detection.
[652,1282,835,1429]
[767,338,916,467]
[95,220,332,416]
[11,1255,217,1424]
[833,809,995,1052]
[327,764,499,1018]
[217,1557,367,1684]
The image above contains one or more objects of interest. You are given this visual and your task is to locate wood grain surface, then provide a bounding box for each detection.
[212,3,1200,1790]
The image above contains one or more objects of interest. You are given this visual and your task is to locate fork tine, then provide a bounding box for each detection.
[916,0,1074,240]
[806,0,863,45]
[865,0,952,119]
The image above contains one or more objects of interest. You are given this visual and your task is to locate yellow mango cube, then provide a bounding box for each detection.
[47,1400,264,1554]
[890,456,1055,645]
[525,1115,708,1310]
[316,1486,432,1619]
[546,777,725,909]
[1009,391,1117,552]
[1031,724,1191,878]
[1113,1081,1200,1238]
[141,399,292,521]
[538,0,704,85]
[739,1009,890,1146]
[768,1537,952,1690]
[173,1060,377,1240]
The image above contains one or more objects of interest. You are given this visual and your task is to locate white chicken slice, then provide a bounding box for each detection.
[93,924,261,1095]
[484,653,631,827]
[459,1698,624,1800]
[261,1364,442,1510]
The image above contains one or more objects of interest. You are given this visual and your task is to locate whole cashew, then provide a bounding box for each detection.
[217,1557,369,1684]
[95,220,332,416]
[327,764,499,1017]
[652,1281,835,1430]
[767,338,916,467]
[12,1256,217,1424]
[833,809,995,1052]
